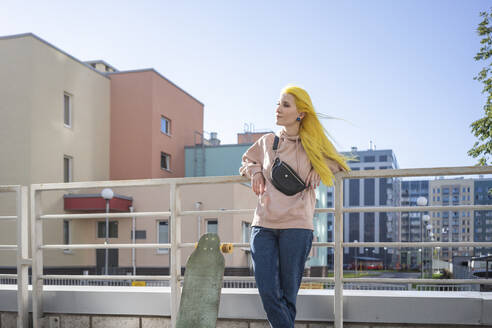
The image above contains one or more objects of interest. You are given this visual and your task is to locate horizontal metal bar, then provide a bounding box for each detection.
[220,276,335,283]
[0,274,18,278]
[313,242,335,247]
[181,209,255,216]
[338,165,492,179]
[29,166,492,192]
[343,278,492,285]
[343,204,492,213]
[0,216,17,220]
[179,242,250,248]
[343,242,492,248]
[42,275,171,281]
[31,176,249,191]
[41,243,171,250]
[40,211,171,220]
[179,241,334,249]
[0,245,18,250]
[0,185,20,192]
[315,208,335,213]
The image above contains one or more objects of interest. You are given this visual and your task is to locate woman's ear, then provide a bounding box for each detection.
[299,112,306,120]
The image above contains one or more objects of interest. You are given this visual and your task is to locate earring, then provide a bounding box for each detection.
[296,117,301,122]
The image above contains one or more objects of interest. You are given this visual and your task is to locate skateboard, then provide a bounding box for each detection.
[176,233,226,328]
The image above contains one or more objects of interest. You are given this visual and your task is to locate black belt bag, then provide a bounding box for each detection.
[270,136,307,196]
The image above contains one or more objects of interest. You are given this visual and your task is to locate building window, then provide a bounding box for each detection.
[133,230,147,240]
[64,92,72,127]
[63,220,70,244]
[206,220,218,234]
[157,221,169,253]
[364,156,375,162]
[161,116,171,135]
[97,221,118,238]
[64,156,73,183]
[379,155,387,162]
[161,152,171,170]
[242,222,251,243]
[63,220,71,253]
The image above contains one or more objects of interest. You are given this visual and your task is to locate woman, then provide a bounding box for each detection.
[239,85,352,328]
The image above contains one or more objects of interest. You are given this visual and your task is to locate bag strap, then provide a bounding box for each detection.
[273,136,279,151]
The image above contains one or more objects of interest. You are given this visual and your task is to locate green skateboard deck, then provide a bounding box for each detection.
[176,233,225,328]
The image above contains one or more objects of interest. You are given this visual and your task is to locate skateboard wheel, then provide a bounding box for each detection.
[220,243,233,253]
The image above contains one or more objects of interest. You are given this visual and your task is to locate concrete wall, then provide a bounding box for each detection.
[1,286,491,327]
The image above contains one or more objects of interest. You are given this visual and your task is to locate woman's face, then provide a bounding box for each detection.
[275,93,303,126]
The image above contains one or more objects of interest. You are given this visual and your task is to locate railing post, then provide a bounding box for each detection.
[334,175,344,328]
[16,186,29,328]
[170,183,182,328]
[31,188,43,328]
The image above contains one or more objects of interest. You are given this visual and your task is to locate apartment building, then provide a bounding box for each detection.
[0,33,111,270]
[429,178,474,262]
[0,33,253,276]
[400,180,430,270]
[340,146,401,268]
[474,177,492,257]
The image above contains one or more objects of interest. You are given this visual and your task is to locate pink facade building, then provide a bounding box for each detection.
[107,68,204,180]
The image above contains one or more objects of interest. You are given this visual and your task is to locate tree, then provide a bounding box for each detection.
[469,8,492,166]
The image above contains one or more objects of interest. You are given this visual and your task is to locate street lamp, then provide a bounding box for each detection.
[101,188,114,276]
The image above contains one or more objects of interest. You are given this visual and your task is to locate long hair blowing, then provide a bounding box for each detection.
[281,85,358,186]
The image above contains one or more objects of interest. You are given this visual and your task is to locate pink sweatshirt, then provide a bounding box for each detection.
[239,130,316,230]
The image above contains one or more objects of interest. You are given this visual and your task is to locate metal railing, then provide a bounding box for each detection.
[29,166,492,328]
[0,185,29,328]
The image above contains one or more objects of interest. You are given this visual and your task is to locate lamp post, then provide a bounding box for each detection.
[101,188,114,276]
[417,196,429,278]
[383,247,387,270]
[354,240,358,277]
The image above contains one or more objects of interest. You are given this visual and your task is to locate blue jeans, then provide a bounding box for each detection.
[250,226,313,328]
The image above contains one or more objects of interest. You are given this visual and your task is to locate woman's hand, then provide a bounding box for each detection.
[252,171,266,196]
[306,169,321,189]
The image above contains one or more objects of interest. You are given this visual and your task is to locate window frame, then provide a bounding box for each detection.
[160,152,171,171]
[63,155,73,183]
[242,221,251,243]
[157,220,170,254]
[206,219,218,234]
[63,220,72,254]
[63,92,73,128]
[97,221,118,239]
[160,116,172,136]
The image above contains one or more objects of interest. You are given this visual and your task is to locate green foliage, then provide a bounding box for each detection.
[469,8,492,166]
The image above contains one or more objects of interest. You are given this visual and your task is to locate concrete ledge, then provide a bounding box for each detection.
[0,285,491,325]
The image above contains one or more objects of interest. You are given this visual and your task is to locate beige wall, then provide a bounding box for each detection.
[0,34,111,267]
[56,183,257,270]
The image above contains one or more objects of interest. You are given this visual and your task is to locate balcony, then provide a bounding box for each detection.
[1,166,492,328]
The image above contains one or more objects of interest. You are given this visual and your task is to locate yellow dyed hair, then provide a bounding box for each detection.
[281,85,359,186]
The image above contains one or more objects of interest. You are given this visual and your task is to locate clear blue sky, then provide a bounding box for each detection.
[2,0,491,171]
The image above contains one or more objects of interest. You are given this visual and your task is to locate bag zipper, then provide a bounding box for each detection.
[280,161,305,186]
